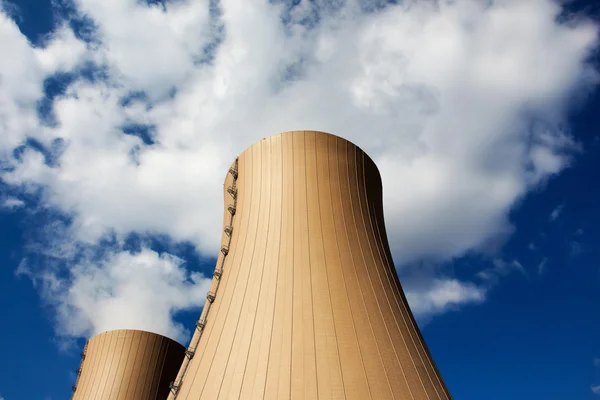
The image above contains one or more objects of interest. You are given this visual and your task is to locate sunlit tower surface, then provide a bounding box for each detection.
[167,131,452,399]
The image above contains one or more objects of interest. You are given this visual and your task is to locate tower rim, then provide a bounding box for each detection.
[226,130,380,184]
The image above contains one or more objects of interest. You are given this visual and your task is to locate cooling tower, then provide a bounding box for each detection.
[71,329,184,399]
[168,131,451,399]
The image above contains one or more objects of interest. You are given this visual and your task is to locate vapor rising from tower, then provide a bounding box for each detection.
[168,131,451,399]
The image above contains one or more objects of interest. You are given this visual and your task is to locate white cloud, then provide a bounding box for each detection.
[34,25,87,74]
[405,278,486,320]
[405,256,528,320]
[1,197,24,209]
[0,9,87,153]
[0,10,45,152]
[68,0,213,99]
[1,0,599,339]
[17,248,212,342]
[592,384,600,395]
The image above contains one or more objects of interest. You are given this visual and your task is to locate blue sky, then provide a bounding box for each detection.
[1,0,599,399]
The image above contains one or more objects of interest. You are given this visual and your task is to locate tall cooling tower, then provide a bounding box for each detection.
[169,131,451,399]
[71,329,184,399]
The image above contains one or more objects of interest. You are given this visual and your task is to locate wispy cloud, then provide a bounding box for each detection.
[405,256,528,321]
[1,197,25,209]
[570,241,584,256]
[549,204,565,221]
[406,278,486,321]
[477,259,528,285]
[592,358,600,396]
[537,258,548,276]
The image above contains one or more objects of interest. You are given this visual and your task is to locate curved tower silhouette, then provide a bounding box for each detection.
[72,329,184,399]
[169,130,451,399]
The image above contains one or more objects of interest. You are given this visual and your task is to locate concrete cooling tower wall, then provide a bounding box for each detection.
[71,329,184,400]
[168,131,452,399]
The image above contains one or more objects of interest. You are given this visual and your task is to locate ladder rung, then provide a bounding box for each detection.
[227,186,237,198]
[169,382,180,394]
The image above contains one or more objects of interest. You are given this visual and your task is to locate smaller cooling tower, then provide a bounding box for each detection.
[71,329,184,400]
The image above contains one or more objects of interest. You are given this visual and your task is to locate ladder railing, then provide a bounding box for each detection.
[70,342,88,397]
[169,158,239,398]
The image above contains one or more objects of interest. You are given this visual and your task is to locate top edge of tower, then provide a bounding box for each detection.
[87,329,185,347]
[228,130,379,179]
[237,130,370,157]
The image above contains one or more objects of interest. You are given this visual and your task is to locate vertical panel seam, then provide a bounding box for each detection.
[262,136,284,397]
[102,331,117,397]
[155,339,171,399]
[318,134,347,399]
[144,334,162,398]
[117,331,138,399]
[304,132,319,400]
[336,139,372,400]
[237,138,273,398]
[130,331,147,398]
[135,334,154,394]
[89,331,107,399]
[107,332,120,399]
[367,197,439,400]
[106,330,125,398]
[375,209,449,397]
[288,132,295,399]
[138,333,154,399]
[355,154,416,400]
[127,331,146,398]
[345,142,392,398]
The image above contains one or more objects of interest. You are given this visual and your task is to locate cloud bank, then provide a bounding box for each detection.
[17,248,211,342]
[1,0,598,340]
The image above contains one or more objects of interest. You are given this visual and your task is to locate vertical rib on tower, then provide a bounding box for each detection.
[170,131,452,399]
